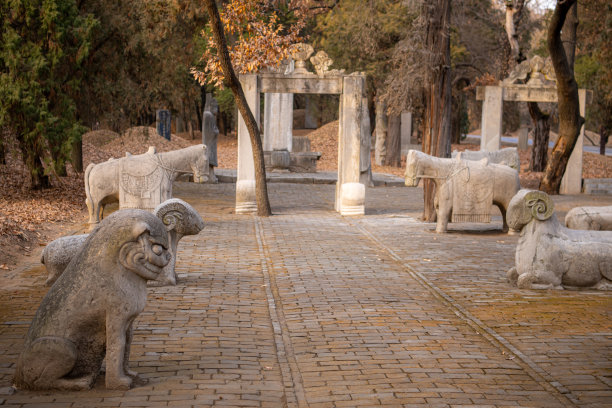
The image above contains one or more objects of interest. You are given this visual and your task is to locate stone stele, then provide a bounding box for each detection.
[404,150,520,233]
[85,144,207,224]
[452,147,520,171]
[41,199,203,287]
[14,210,171,390]
[506,189,612,290]
[565,205,612,231]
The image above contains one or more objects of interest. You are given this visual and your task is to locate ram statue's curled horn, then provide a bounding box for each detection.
[507,189,554,231]
[153,198,204,236]
[524,190,554,221]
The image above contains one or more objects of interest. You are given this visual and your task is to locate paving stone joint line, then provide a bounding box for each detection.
[348,218,580,408]
[254,216,310,408]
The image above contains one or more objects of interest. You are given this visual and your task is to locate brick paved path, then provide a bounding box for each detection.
[0,182,610,407]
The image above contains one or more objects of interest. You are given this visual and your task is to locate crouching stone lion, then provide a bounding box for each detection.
[506,189,612,290]
[14,210,171,390]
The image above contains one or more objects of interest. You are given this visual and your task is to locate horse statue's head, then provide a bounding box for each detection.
[190,145,208,183]
[404,150,421,187]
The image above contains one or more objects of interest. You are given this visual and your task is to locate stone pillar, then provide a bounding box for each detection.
[236,74,260,213]
[156,109,171,141]
[374,100,387,166]
[337,74,366,216]
[560,89,586,194]
[360,97,372,186]
[480,86,503,151]
[263,92,293,169]
[304,96,317,129]
[518,127,529,151]
[401,111,412,157]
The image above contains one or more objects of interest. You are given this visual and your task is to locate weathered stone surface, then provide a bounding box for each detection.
[14,210,171,390]
[480,86,503,152]
[452,147,520,171]
[151,199,204,286]
[85,145,207,224]
[41,234,89,286]
[404,150,520,233]
[507,190,612,290]
[202,94,219,183]
[42,199,203,287]
[565,205,612,231]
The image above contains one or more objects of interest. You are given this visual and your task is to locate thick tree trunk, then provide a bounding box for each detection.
[203,0,271,215]
[71,138,83,173]
[540,0,583,194]
[386,115,401,167]
[421,0,452,222]
[600,126,609,156]
[528,102,550,171]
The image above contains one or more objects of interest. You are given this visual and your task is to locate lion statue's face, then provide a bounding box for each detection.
[119,225,171,281]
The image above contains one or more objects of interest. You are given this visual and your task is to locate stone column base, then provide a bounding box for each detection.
[236,180,257,214]
[340,182,365,216]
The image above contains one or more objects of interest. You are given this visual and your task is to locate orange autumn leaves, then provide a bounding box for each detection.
[193,0,305,87]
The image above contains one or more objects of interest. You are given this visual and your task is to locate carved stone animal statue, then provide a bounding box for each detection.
[14,210,171,390]
[41,199,203,287]
[565,205,612,231]
[506,190,612,290]
[452,147,520,171]
[404,150,520,233]
[84,145,207,224]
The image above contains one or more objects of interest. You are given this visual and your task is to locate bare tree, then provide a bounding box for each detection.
[203,0,271,215]
[540,0,583,193]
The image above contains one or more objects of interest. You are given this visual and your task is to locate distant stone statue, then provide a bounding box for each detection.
[506,190,612,290]
[14,210,171,390]
[452,147,520,171]
[404,150,520,233]
[41,199,204,287]
[202,94,219,183]
[565,205,612,231]
[85,145,207,224]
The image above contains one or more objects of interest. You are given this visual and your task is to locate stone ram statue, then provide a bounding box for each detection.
[565,205,612,231]
[404,150,520,233]
[452,147,520,171]
[14,210,171,390]
[41,199,203,287]
[84,144,207,224]
[506,190,612,290]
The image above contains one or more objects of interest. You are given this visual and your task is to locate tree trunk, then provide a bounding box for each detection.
[386,115,401,167]
[528,102,550,171]
[374,100,387,166]
[203,0,271,216]
[540,0,583,194]
[71,138,83,173]
[600,125,609,156]
[421,0,452,222]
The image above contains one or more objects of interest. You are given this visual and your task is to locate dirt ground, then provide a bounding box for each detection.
[1,122,611,269]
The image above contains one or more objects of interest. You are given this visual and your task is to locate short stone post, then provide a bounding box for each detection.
[480,86,503,151]
[560,89,586,194]
[401,111,412,157]
[236,74,260,214]
[337,74,366,215]
[156,109,171,141]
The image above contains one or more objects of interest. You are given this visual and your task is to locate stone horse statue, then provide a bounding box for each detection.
[507,190,612,290]
[84,145,207,224]
[404,150,520,233]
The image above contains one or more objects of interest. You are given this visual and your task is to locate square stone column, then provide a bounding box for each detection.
[263,92,293,169]
[236,74,260,214]
[560,89,587,194]
[336,74,366,215]
[480,86,503,152]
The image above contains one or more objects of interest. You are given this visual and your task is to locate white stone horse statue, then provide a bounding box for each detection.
[85,145,207,224]
[404,150,520,233]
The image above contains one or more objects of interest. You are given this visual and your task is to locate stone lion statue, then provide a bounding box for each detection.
[14,210,171,390]
[506,190,612,290]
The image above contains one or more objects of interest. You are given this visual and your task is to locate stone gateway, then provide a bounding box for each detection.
[14,210,171,390]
